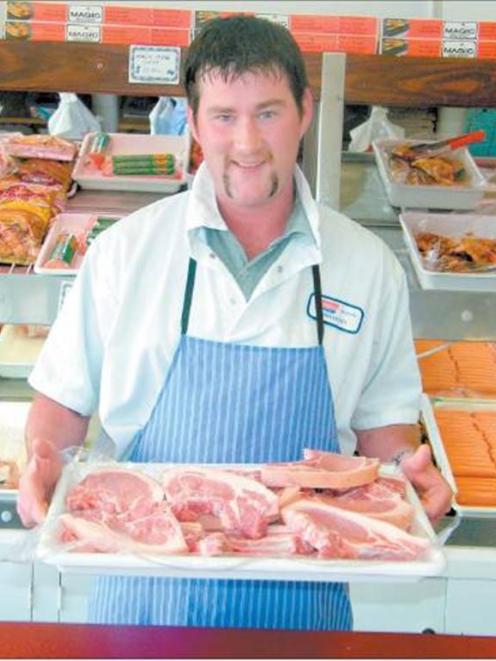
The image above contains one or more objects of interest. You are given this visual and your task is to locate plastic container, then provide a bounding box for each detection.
[72,132,189,193]
[373,137,486,210]
[399,211,496,292]
[34,212,121,276]
[37,460,445,581]
[422,396,496,517]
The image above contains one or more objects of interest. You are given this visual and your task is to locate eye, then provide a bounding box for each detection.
[259,109,279,120]
[215,114,233,123]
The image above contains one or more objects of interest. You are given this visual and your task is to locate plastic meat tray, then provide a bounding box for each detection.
[373,137,486,210]
[399,211,496,292]
[72,132,189,193]
[37,460,446,581]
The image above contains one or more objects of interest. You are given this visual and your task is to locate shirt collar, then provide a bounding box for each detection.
[185,161,322,250]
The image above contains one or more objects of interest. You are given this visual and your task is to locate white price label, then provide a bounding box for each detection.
[129,45,181,85]
[68,5,103,24]
[58,281,73,314]
[443,21,477,40]
[66,24,101,42]
[443,40,477,58]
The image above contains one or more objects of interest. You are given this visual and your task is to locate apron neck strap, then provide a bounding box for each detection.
[181,257,197,335]
[181,257,324,344]
[312,264,325,346]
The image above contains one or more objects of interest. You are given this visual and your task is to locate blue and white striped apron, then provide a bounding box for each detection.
[88,259,352,630]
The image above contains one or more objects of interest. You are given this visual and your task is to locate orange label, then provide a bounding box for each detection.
[477,41,496,58]
[6,1,67,22]
[478,22,496,40]
[290,15,377,35]
[381,38,441,57]
[104,7,191,28]
[292,32,376,54]
[5,20,66,41]
[382,18,443,39]
[149,29,191,47]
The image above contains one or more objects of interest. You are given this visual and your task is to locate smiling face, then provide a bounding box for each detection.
[188,68,313,212]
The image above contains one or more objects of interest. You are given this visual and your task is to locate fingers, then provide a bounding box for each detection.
[17,438,61,528]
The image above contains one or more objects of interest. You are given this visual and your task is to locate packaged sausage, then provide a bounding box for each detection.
[0,208,50,265]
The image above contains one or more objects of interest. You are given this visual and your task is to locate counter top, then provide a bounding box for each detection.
[1,621,496,659]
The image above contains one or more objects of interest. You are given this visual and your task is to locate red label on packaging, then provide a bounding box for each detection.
[381,38,441,57]
[150,28,191,47]
[382,18,443,39]
[5,20,66,41]
[290,15,377,35]
[104,7,191,28]
[477,41,496,58]
[478,22,496,40]
[293,32,376,54]
[6,1,67,22]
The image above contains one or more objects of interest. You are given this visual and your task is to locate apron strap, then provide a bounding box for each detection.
[312,264,325,346]
[181,257,324,344]
[181,258,197,335]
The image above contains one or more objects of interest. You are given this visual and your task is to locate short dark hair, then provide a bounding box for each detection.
[183,15,309,117]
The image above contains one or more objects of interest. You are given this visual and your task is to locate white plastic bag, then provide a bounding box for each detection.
[149,96,187,135]
[348,106,405,152]
[48,93,101,140]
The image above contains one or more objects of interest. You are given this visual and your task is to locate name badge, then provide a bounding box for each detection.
[307,294,364,335]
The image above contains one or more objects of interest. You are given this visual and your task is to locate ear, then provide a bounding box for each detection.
[299,87,314,139]
[187,105,200,144]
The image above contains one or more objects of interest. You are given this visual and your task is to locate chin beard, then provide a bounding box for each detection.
[223,171,279,200]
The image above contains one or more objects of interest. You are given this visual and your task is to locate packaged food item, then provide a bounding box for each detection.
[0,197,54,225]
[3,134,77,161]
[102,152,177,176]
[44,232,78,269]
[0,207,50,265]
[86,132,111,169]
[85,216,119,248]
[16,159,73,191]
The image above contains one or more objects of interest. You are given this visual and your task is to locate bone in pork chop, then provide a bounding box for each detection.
[261,449,379,489]
[62,467,187,554]
[162,467,279,539]
[282,498,429,560]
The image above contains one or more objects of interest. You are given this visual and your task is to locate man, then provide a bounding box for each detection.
[18,16,451,630]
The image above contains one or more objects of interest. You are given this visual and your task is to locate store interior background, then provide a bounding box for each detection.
[1,0,496,638]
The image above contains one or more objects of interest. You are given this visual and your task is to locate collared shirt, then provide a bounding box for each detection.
[29,163,421,458]
[201,193,312,299]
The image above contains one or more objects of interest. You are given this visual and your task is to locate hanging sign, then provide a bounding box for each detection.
[128,45,180,84]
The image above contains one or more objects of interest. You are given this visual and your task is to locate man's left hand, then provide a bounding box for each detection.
[400,444,453,524]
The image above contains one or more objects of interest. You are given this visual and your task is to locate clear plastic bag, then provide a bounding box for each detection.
[349,106,405,152]
[48,93,101,140]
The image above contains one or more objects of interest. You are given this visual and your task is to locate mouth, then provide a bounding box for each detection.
[231,160,266,170]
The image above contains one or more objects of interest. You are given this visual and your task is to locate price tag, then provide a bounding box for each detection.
[128,45,180,85]
[58,281,73,314]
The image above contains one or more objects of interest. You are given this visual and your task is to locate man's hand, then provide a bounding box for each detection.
[400,444,453,524]
[17,438,63,527]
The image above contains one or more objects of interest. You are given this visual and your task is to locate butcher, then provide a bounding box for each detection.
[18,15,452,630]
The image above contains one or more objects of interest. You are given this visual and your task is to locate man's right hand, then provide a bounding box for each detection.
[17,438,63,527]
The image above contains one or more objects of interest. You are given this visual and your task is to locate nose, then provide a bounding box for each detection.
[233,116,262,153]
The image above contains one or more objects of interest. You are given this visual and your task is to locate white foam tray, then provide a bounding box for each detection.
[34,212,121,276]
[373,137,486,210]
[399,211,496,291]
[72,132,189,193]
[421,395,496,517]
[37,460,446,581]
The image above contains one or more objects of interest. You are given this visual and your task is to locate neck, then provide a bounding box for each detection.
[217,184,295,260]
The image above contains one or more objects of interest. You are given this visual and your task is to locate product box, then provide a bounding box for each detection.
[381,18,443,39]
[5,2,192,29]
[290,15,378,36]
[380,37,478,58]
[102,25,190,47]
[194,10,289,30]
[293,33,377,54]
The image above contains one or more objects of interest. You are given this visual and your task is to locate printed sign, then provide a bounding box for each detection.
[307,294,364,334]
[68,4,103,25]
[128,45,180,84]
[443,21,477,40]
[66,24,101,42]
[443,40,477,58]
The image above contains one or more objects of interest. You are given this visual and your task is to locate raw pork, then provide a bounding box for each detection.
[162,467,279,539]
[282,498,429,561]
[261,449,379,490]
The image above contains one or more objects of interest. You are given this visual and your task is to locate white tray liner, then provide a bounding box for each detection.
[37,459,446,581]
